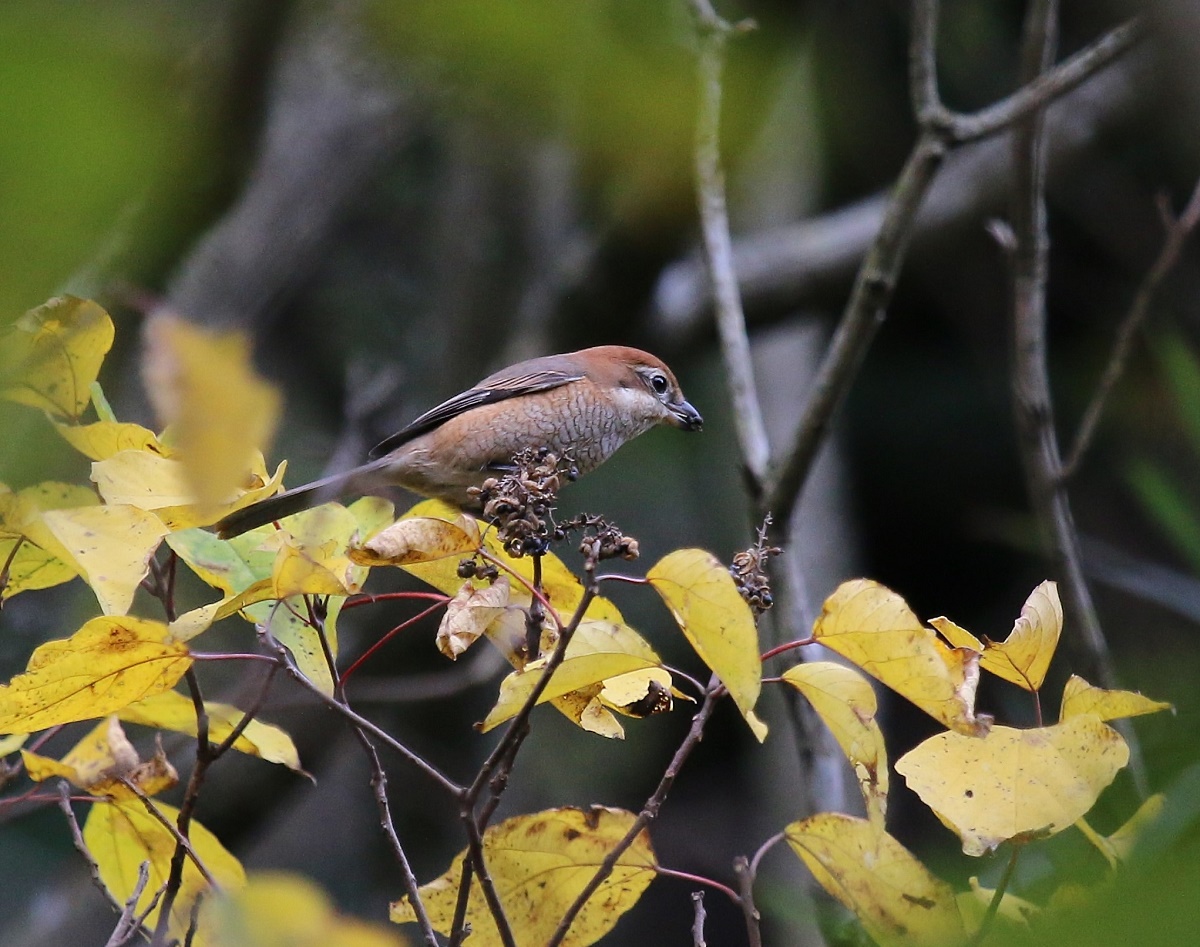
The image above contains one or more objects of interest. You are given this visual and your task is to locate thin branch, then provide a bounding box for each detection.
[947,19,1141,144]
[268,640,463,795]
[461,585,598,807]
[357,735,439,947]
[967,844,1022,947]
[546,683,723,947]
[462,814,518,947]
[652,23,1143,347]
[152,670,213,943]
[104,861,156,947]
[120,778,216,887]
[691,891,707,947]
[733,855,763,947]
[766,129,947,531]
[1007,0,1145,791]
[654,866,741,905]
[689,0,771,490]
[1064,174,1200,475]
[909,0,945,122]
[57,782,132,919]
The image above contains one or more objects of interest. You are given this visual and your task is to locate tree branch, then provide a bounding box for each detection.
[652,35,1146,344]
[689,0,771,490]
[546,683,722,947]
[1064,174,1200,476]
[1007,0,1145,792]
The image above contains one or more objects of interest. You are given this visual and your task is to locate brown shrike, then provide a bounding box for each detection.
[215,345,702,538]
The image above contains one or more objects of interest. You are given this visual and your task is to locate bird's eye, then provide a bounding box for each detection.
[649,373,669,394]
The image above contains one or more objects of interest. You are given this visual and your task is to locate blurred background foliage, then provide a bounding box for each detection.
[2,0,1199,944]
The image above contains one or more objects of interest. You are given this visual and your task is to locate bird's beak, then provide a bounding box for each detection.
[668,400,704,432]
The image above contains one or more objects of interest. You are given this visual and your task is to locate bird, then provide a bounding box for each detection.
[214,345,702,539]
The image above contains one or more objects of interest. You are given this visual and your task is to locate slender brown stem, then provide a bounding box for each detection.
[654,866,740,905]
[946,20,1140,144]
[1005,0,1144,795]
[691,891,707,947]
[152,669,212,944]
[968,845,1022,946]
[120,778,216,887]
[356,735,439,946]
[1064,174,1200,476]
[733,855,763,947]
[269,641,463,795]
[690,0,771,491]
[546,683,722,947]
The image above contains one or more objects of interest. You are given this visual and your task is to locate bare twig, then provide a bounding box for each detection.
[57,782,135,921]
[946,19,1141,143]
[652,27,1144,345]
[268,639,463,795]
[733,855,763,947]
[546,683,723,947]
[967,844,1022,947]
[766,131,946,532]
[151,669,212,945]
[120,778,216,887]
[689,0,771,490]
[357,735,439,947]
[1007,0,1145,791]
[104,861,155,947]
[691,891,708,947]
[1064,175,1200,476]
[448,583,600,947]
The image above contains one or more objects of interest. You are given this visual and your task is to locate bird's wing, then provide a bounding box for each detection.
[368,368,585,459]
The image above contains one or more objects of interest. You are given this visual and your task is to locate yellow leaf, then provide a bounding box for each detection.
[647,548,766,741]
[782,662,889,828]
[0,733,27,756]
[171,507,370,694]
[895,716,1130,856]
[480,651,661,732]
[484,616,674,737]
[1,296,114,420]
[84,796,246,940]
[1059,674,1173,722]
[438,577,510,659]
[0,481,97,600]
[1076,793,1166,868]
[0,616,191,733]
[92,448,288,530]
[169,602,222,643]
[40,504,169,616]
[142,313,281,507]
[934,581,1061,692]
[813,579,987,736]
[23,716,178,797]
[391,806,655,946]
[24,715,137,786]
[202,871,407,947]
[599,669,674,717]
[350,513,481,566]
[785,812,965,947]
[119,690,304,772]
[54,419,168,461]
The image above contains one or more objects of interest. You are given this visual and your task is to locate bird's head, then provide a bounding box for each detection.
[586,346,704,432]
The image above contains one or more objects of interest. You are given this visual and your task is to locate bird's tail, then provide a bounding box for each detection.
[214,462,388,539]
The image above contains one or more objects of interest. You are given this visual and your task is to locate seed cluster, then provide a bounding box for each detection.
[730,516,782,616]
[466,447,578,557]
